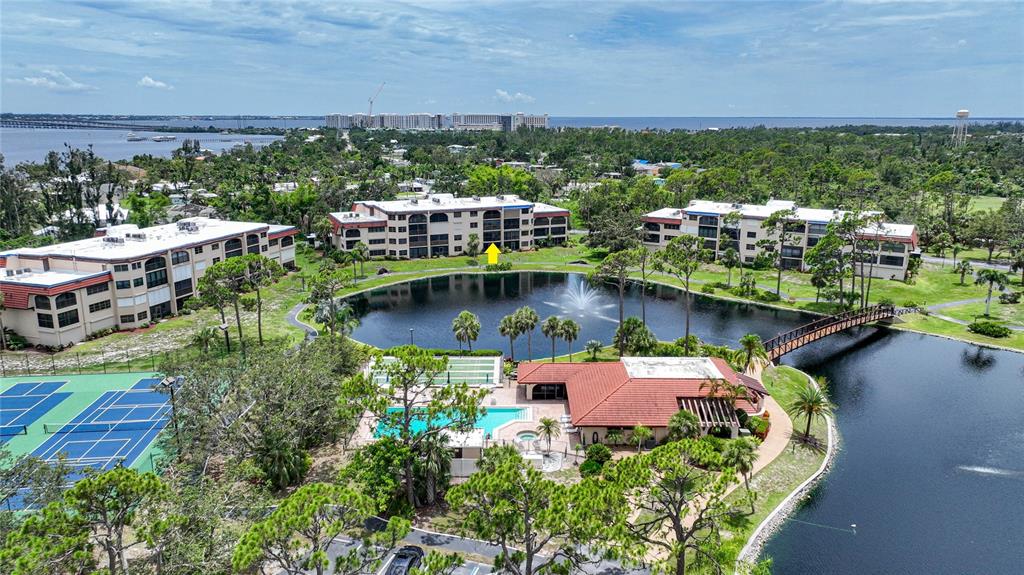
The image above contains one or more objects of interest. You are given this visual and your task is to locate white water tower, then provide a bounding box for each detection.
[953,109,970,147]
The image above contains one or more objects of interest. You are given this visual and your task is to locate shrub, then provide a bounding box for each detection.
[585,443,612,465]
[753,290,781,303]
[878,297,895,306]
[484,262,513,272]
[998,291,1021,304]
[968,321,1012,338]
[579,459,603,478]
[746,416,770,439]
[3,330,27,350]
[901,300,920,309]
[466,258,479,267]
[700,285,716,294]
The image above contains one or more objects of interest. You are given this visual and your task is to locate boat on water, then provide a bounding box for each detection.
[151,135,177,142]
[126,132,146,142]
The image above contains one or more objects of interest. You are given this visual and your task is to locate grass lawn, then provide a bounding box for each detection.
[711,365,829,571]
[968,195,1006,213]
[897,313,1024,350]
[934,300,1024,326]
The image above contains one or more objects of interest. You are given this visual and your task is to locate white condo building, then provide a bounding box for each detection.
[0,218,298,347]
[643,200,919,280]
[325,112,548,132]
[328,194,569,258]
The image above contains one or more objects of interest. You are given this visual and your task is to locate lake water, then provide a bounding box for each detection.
[347,272,1024,574]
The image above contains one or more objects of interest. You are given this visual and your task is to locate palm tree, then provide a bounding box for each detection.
[739,333,768,372]
[632,425,653,453]
[541,316,562,362]
[605,429,624,446]
[700,378,750,411]
[191,326,218,354]
[953,260,973,285]
[351,242,370,279]
[514,306,539,360]
[721,247,740,287]
[498,313,522,361]
[722,437,759,513]
[786,380,835,439]
[452,310,481,354]
[613,317,656,356]
[536,417,561,452]
[559,319,580,361]
[314,299,359,337]
[585,339,603,361]
[667,409,701,440]
[975,269,1009,316]
[418,431,453,507]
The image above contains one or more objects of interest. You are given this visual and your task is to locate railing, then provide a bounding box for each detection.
[763,304,910,360]
[0,348,230,378]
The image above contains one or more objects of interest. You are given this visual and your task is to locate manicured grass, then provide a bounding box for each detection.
[969,195,1006,213]
[897,313,1024,350]
[547,344,620,363]
[712,365,829,570]
[934,300,1024,326]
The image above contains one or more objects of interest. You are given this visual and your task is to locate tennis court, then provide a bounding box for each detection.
[32,377,169,475]
[368,355,503,387]
[0,381,72,442]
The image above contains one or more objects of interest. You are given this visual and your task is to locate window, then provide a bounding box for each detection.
[455,246,463,252]
[522,208,530,214]
[194,245,204,254]
[281,236,293,247]
[133,277,144,287]
[57,309,79,328]
[781,246,804,258]
[261,231,267,238]
[369,249,385,256]
[114,264,129,272]
[389,226,397,233]
[87,283,109,295]
[389,238,397,244]
[429,213,448,223]
[55,292,76,309]
[225,238,243,258]
[399,238,407,244]
[269,238,279,246]
[37,313,54,328]
[116,280,131,289]
[261,245,268,252]
[880,255,905,267]
[369,238,385,245]
[746,231,756,238]
[398,227,406,233]
[522,219,529,225]
[145,257,167,272]
[211,243,219,250]
[171,251,190,265]
[120,315,134,324]
[246,234,260,246]
[132,262,142,270]
[398,215,406,220]
[174,278,193,297]
[89,300,112,313]
[34,295,51,309]
[345,228,361,238]
[688,214,698,221]
[399,250,407,256]
[454,235,462,241]
[470,211,478,217]
[664,224,681,230]
[369,226,385,233]
[470,222,478,228]
[137,311,148,321]
[882,241,906,253]
[746,244,756,250]
[808,223,829,235]
[430,234,448,242]
[213,257,221,264]
[454,212,462,218]
[146,269,168,288]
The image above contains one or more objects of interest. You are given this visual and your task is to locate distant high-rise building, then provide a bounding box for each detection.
[324,112,548,132]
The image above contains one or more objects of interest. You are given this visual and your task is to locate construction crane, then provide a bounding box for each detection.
[368,81,386,118]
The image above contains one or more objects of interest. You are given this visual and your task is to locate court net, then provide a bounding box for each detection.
[43,418,166,434]
[0,425,28,436]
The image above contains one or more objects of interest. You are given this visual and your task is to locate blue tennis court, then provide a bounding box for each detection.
[32,378,171,475]
[0,381,70,441]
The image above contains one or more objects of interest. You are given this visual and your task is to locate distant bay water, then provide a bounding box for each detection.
[2,116,1019,165]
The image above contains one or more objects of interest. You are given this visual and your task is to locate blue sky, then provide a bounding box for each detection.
[2,1,1022,116]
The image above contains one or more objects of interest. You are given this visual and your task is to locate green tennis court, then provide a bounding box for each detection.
[368,356,503,387]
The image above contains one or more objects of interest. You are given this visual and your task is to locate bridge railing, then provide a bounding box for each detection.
[764,304,895,355]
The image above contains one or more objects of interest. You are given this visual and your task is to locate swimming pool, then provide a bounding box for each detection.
[376,407,527,437]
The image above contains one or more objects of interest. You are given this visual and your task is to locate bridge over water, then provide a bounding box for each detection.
[0,118,167,131]
[764,304,916,361]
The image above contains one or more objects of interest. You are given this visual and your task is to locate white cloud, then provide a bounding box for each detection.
[138,75,174,90]
[6,69,96,92]
[494,89,536,104]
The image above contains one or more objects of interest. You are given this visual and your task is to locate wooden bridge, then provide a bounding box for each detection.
[0,117,166,131]
[764,304,915,361]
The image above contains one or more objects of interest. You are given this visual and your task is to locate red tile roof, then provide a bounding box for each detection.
[517,358,766,428]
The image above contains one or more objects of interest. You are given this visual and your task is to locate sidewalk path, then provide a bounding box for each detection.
[286,302,318,340]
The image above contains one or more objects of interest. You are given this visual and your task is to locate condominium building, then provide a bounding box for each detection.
[0,218,298,347]
[328,193,569,258]
[325,112,548,132]
[642,200,919,280]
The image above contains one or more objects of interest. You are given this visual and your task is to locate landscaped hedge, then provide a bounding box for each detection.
[967,321,1012,339]
[746,416,770,439]
[382,346,503,357]
[484,262,513,272]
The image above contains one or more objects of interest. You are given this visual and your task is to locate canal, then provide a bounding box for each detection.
[346,272,1024,573]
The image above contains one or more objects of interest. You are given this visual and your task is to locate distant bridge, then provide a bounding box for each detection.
[0,118,167,131]
[764,304,916,361]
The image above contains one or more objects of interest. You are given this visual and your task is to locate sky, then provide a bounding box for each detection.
[1,1,1022,117]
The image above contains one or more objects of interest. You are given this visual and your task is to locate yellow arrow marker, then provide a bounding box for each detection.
[485,243,501,265]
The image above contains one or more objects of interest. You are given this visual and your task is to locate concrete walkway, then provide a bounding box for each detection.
[922,254,1010,271]
[286,302,318,340]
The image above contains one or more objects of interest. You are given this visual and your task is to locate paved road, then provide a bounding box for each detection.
[286,302,318,340]
[922,255,1011,271]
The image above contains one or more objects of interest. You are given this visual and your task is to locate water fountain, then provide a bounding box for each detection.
[543,275,619,322]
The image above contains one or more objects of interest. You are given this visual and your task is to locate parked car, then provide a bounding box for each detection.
[385,545,425,575]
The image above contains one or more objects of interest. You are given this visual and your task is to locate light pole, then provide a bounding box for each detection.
[159,376,183,458]
[409,328,414,346]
